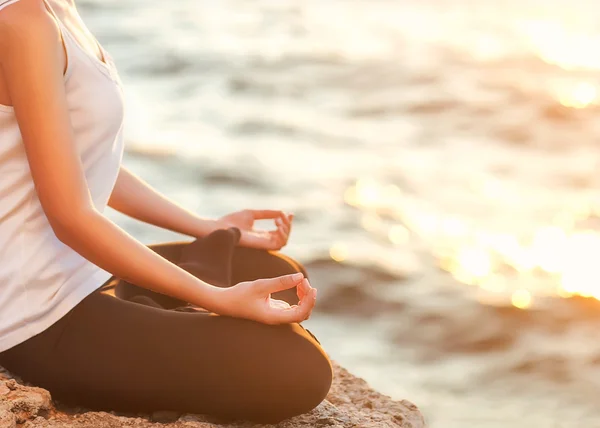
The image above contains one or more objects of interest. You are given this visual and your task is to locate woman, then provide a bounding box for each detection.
[0,0,332,423]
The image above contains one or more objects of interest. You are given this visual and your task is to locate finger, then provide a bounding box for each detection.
[275,217,290,236]
[305,287,317,320]
[242,230,284,251]
[296,278,305,301]
[257,272,304,295]
[297,277,310,301]
[280,213,292,228]
[272,288,317,324]
[293,283,315,314]
[287,213,293,238]
[240,231,273,250]
[250,209,284,220]
[303,285,316,317]
[266,231,284,250]
[274,221,288,243]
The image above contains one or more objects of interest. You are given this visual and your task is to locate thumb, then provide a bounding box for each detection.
[257,273,304,295]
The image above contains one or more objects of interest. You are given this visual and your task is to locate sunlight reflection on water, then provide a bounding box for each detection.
[341,177,600,308]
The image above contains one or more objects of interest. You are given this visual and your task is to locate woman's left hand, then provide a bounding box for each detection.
[217,209,293,251]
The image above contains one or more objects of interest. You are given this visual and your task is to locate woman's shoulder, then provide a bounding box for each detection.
[0,0,56,33]
[0,0,60,56]
[0,0,48,20]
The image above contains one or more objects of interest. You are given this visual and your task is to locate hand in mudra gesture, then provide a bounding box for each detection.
[219,209,293,251]
[219,272,317,325]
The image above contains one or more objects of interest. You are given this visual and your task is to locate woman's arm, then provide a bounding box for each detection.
[108,166,222,238]
[109,166,295,250]
[0,1,315,324]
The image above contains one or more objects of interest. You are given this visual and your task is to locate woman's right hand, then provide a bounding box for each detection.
[217,273,317,325]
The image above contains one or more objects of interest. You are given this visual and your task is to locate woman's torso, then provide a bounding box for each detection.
[0,0,125,353]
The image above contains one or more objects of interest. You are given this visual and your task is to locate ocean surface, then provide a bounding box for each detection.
[80,1,600,426]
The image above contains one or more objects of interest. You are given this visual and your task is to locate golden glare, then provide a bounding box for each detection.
[472,34,505,61]
[530,226,567,274]
[454,246,492,280]
[560,231,600,299]
[329,244,348,262]
[389,225,410,245]
[485,233,520,256]
[556,286,574,299]
[344,186,358,207]
[572,201,592,221]
[383,184,402,201]
[479,275,505,293]
[505,246,536,273]
[558,82,598,109]
[414,200,600,306]
[345,180,402,210]
[474,177,510,200]
[355,178,381,207]
[344,176,600,308]
[452,270,477,286]
[441,217,468,238]
[361,213,381,232]
[553,211,575,230]
[412,212,439,237]
[523,20,600,71]
[438,254,455,273]
[511,289,532,309]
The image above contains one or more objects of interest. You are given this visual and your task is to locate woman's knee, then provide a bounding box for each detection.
[288,329,332,416]
[249,324,333,423]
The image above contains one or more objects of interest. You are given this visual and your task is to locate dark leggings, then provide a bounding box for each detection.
[0,230,333,423]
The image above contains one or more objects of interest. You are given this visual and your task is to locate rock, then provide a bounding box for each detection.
[0,379,52,424]
[151,410,181,423]
[0,402,16,428]
[0,361,425,427]
[325,363,425,428]
[0,384,9,397]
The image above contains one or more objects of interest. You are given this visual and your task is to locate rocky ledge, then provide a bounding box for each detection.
[0,361,425,428]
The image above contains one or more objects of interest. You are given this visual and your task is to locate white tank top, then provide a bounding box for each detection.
[0,0,125,352]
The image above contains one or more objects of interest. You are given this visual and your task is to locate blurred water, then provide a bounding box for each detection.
[80,0,600,426]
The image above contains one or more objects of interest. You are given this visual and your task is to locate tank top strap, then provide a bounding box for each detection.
[41,0,63,29]
[41,0,116,82]
[40,0,73,78]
